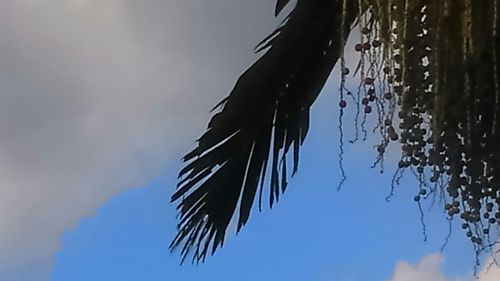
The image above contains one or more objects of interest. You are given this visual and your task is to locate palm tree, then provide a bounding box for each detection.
[171,0,500,263]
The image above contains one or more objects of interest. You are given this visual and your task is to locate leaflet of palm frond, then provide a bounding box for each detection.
[170,0,357,263]
[275,0,292,17]
[254,25,284,53]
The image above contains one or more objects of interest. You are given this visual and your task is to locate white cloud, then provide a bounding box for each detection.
[0,0,275,280]
[477,255,500,281]
[389,254,450,281]
[389,253,500,281]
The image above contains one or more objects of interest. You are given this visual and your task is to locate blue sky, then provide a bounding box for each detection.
[1,1,499,281]
[52,82,478,281]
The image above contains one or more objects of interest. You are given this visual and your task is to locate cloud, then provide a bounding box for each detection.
[389,254,450,281]
[477,255,500,281]
[0,0,276,280]
[388,253,500,281]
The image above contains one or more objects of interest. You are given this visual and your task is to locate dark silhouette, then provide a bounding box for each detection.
[171,0,500,263]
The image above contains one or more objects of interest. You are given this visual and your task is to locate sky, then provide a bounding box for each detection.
[0,1,499,281]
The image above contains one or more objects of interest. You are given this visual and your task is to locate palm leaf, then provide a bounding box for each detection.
[170,0,357,263]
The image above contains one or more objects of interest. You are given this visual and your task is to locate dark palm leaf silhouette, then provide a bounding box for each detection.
[170,0,358,263]
[171,0,500,263]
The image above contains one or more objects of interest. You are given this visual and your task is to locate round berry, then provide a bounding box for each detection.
[486,202,493,212]
[390,133,399,141]
[377,145,385,154]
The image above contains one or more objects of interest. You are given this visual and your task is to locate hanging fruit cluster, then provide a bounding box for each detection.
[339,0,500,256]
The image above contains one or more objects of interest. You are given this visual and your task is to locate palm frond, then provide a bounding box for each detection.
[170,0,357,263]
